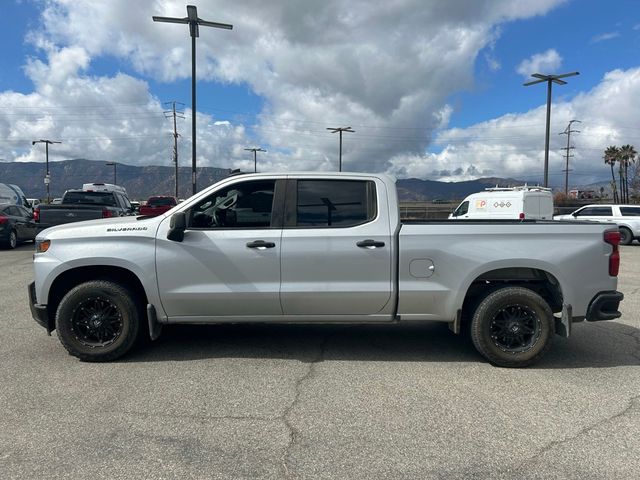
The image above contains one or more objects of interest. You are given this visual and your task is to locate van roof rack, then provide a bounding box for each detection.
[484,184,551,192]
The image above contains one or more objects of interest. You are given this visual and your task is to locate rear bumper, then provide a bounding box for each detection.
[586,291,624,321]
[28,282,52,334]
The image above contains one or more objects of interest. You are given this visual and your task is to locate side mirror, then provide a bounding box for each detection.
[167,212,186,242]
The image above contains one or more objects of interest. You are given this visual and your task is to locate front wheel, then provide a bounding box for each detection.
[619,227,633,245]
[55,280,140,362]
[470,287,554,368]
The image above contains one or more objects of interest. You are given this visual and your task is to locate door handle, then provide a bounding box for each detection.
[246,240,276,249]
[356,239,385,249]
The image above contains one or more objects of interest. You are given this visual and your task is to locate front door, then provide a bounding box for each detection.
[156,179,284,319]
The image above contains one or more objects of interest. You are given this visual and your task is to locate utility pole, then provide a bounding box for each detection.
[524,71,579,187]
[32,139,61,204]
[559,120,581,196]
[164,101,185,198]
[153,5,233,196]
[326,127,355,172]
[244,147,266,172]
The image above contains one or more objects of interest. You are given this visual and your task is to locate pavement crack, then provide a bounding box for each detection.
[519,395,640,467]
[279,332,332,480]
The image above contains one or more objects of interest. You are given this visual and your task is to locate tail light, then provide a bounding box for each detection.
[604,230,621,276]
[33,207,40,222]
[519,212,525,220]
[0,215,7,225]
[102,208,113,218]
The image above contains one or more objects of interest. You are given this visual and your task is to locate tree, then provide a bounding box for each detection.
[619,144,637,203]
[604,145,620,203]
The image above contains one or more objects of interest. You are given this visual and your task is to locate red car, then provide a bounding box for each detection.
[139,196,177,217]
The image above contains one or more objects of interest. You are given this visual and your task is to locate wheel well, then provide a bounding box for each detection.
[461,268,563,323]
[46,266,148,329]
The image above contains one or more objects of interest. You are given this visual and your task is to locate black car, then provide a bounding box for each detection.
[0,204,38,249]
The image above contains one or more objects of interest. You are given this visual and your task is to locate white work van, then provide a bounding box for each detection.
[450,186,554,220]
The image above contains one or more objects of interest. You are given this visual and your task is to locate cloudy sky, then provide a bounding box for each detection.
[1,0,639,186]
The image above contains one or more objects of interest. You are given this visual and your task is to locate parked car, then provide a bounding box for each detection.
[30,172,622,367]
[27,198,41,210]
[450,186,553,220]
[0,204,38,248]
[139,196,178,217]
[554,204,640,245]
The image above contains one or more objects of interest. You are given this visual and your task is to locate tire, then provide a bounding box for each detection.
[55,280,140,362]
[618,227,633,245]
[8,230,17,249]
[470,287,554,368]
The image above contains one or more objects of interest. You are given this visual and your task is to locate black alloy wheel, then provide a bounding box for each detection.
[71,296,124,347]
[470,286,553,368]
[489,304,541,353]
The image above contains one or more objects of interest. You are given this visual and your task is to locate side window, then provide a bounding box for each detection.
[452,201,469,217]
[190,180,276,229]
[6,206,20,216]
[296,180,376,227]
[16,206,31,218]
[577,207,613,217]
[620,207,640,216]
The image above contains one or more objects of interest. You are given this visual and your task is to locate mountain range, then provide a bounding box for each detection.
[0,159,609,202]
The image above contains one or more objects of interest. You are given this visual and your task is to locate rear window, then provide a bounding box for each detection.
[63,191,116,206]
[148,197,176,206]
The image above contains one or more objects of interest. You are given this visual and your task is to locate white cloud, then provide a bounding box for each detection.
[386,68,640,185]
[591,32,620,43]
[1,0,585,180]
[516,49,563,79]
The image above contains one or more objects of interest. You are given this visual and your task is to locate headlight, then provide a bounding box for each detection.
[35,239,51,253]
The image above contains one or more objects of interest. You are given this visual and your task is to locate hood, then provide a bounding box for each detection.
[38,215,162,240]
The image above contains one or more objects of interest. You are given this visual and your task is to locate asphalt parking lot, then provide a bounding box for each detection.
[0,244,638,479]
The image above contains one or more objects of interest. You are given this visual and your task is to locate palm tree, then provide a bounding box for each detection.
[604,146,620,203]
[619,144,637,203]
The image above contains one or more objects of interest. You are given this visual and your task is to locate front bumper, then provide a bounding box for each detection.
[586,291,624,321]
[28,282,52,334]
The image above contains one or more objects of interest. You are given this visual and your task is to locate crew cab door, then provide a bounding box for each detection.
[280,178,393,316]
[156,179,285,319]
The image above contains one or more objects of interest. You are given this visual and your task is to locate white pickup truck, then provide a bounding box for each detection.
[29,172,624,367]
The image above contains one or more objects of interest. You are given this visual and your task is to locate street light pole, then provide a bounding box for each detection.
[105,162,117,185]
[244,147,266,172]
[32,139,61,204]
[153,5,232,195]
[524,71,579,187]
[326,127,355,172]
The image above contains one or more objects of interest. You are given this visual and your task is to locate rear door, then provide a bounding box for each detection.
[280,178,393,316]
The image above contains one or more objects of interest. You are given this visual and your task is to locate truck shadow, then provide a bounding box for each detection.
[124,321,640,369]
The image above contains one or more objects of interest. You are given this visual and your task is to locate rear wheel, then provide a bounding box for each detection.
[470,287,554,368]
[8,230,17,249]
[55,280,140,362]
[619,227,633,245]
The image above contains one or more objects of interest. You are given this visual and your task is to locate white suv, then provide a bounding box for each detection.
[554,204,640,245]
